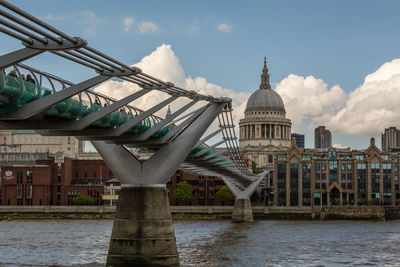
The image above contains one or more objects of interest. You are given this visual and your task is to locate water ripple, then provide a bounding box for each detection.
[0,219,399,266]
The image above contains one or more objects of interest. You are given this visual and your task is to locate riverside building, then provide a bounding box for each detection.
[272,137,400,207]
[239,58,292,171]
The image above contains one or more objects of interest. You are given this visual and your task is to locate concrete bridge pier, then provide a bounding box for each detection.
[107,185,179,266]
[232,198,253,222]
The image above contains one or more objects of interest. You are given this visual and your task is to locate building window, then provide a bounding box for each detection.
[27,185,33,197]
[277,155,286,160]
[93,172,97,178]
[277,164,286,206]
[290,163,298,206]
[268,155,273,163]
[347,164,352,170]
[17,184,23,197]
[355,155,364,160]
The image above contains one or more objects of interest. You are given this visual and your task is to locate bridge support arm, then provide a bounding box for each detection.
[0,47,44,70]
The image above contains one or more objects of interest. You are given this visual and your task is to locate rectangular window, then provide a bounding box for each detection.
[277,155,286,160]
[347,164,352,170]
[321,164,326,170]
[27,185,33,197]
[395,166,399,173]
[357,163,366,170]
[17,184,23,197]
[290,164,299,206]
[383,164,391,170]
[321,183,326,189]
[371,163,380,169]
[315,164,320,171]
[348,183,353,189]
[277,164,286,206]
[395,158,399,163]
[341,164,346,170]
[315,183,320,189]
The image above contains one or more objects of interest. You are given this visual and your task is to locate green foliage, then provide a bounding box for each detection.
[216,185,235,201]
[252,161,261,174]
[72,195,95,205]
[175,181,193,202]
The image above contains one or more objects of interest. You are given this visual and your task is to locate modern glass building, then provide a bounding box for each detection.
[272,137,399,206]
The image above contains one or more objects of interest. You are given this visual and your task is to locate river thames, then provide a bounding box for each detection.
[0,219,399,266]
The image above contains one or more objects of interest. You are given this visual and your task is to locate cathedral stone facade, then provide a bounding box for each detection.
[239,58,292,171]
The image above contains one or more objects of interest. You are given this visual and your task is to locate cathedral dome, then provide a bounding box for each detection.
[245,57,286,113]
[245,88,285,112]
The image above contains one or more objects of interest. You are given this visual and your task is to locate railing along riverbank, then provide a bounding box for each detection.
[1,205,400,220]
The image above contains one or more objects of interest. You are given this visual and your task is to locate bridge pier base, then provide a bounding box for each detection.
[232,198,253,222]
[106,185,179,266]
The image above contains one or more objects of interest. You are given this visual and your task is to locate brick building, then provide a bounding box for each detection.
[167,170,230,206]
[1,154,111,206]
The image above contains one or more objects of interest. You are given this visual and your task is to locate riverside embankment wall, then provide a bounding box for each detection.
[0,205,399,220]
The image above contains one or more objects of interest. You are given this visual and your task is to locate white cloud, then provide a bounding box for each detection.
[326,59,400,135]
[123,16,134,31]
[138,21,159,33]
[94,44,249,138]
[333,143,348,149]
[45,11,104,35]
[217,23,232,33]
[275,74,347,130]
[94,43,400,141]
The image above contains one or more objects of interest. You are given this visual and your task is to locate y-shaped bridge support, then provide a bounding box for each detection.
[220,174,267,222]
[92,103,224,266]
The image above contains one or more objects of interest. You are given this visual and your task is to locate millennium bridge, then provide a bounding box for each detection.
[0,1,268,265]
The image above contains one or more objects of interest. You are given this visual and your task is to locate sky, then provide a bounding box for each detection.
[2,0,400,149]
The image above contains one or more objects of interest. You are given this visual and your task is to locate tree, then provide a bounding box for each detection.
[252,161,261,174]
[216,186,235,202]
[175,181,193,203]
[73,195,95,205]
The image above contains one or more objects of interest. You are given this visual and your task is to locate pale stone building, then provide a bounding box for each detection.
[0,130,84,158]
[239,58,292,171]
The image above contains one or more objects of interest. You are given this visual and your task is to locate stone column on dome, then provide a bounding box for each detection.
[264,124,267,139]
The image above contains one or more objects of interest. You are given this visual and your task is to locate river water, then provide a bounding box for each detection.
[0,219,399,266]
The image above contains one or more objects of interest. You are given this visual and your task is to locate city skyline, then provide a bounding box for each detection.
[1,1,400,149]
